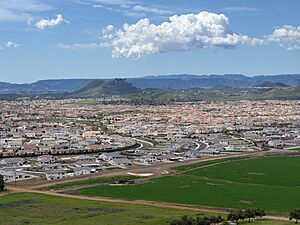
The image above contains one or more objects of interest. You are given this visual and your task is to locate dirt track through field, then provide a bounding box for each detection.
[17,151,264,190]
[5,151,291,222]
[7,186,289,222]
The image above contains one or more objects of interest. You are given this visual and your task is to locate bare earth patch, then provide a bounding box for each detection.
[240,200,253,205]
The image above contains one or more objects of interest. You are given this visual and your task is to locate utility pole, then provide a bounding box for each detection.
[0,175,4,191]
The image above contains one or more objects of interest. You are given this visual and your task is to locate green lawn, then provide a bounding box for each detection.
[77,156,300,214]
[46,175,138,190]
[0,193,291,225]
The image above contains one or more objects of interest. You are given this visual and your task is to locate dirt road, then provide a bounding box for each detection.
[7,185,289,222]
[5,151,290,222]
[14,151,264,190]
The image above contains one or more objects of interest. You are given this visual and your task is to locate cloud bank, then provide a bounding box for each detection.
[102,12,262,58]
[56,10,300,58]
[0,0,52,22]
[35,14,69,29]
[266,25,300,51]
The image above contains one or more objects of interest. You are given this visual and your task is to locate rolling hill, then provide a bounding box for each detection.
[70,79,141,97]
[262,85,300,100]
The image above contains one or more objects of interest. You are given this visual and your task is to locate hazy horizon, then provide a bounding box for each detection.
[1,73,300,84]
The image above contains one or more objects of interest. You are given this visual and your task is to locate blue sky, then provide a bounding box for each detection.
[0,0,300,83]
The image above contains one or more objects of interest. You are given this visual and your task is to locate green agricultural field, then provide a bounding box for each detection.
[174,157,246,171]
[0,193,290,225]
[46,175,138,190]
[77,156,300,214]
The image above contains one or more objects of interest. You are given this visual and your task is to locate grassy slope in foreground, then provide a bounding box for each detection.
[0,193,199,225]
[0,193,291,225]
[77,156,300,214]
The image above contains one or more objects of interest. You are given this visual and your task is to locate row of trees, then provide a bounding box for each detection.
[227,208,266,224]
[169,208,266,225]
[170,215,223,225]
[169,208,300,225]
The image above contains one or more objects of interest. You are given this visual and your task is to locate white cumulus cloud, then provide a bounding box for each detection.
[266,25,300,50]
[102,11,262,58]
[35,14,69,29]
[5,41,19,48]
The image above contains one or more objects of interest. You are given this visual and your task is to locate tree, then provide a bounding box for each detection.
[170,216,196,225]
[243,208,266,222]
[208,215,223,225]
[227,210,245,225]
[0,175,4,191]
[170,215,223,225]
[254,209,266,218]
[244,209,256,222]
[290,209,300,224]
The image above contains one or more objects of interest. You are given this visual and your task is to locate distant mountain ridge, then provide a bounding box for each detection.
[0,74,299,94]
[0,79,89,94]
[127,74,300,89]
[254,81,289,88]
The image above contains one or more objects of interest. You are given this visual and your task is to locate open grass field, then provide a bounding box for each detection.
[77,156,300,214]
[0,192,292,225]
[0,192,202,225]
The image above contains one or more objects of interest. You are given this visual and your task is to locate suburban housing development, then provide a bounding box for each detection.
[0,99,299,183]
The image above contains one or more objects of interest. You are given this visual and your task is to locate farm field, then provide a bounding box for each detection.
[174,157,247,171]
[46,175,138,190]
[0,192,291,225]
[77,156,300,214]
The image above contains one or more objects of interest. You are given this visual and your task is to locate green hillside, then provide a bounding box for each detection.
[262,85,300,100]
[71,79,141,97]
